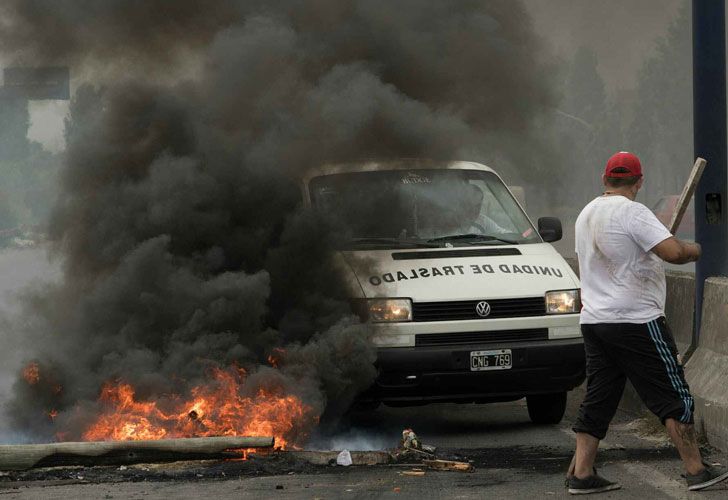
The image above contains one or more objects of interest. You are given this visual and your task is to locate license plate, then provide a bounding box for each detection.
[470,349,512,371]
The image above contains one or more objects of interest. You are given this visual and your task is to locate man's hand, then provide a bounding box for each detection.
[691,242,702,261]
[651,237,701,264]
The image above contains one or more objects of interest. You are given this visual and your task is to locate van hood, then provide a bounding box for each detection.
[340,243,578,301]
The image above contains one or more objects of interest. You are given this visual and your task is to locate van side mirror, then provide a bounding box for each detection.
[538,217,562,242]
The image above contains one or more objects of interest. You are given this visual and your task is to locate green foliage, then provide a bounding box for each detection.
[0,192,16,230]
[0,97,31,160]
[0,142,60,231]
[551,45,622,208]
[563,47,607,125]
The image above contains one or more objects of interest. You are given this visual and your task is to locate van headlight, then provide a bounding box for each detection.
[545,290,581,314]
[367,299,413,322]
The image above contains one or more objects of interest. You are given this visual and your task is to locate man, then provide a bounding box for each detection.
[567,151,728,494]
[418,183,509,239]
[460,184,510,236]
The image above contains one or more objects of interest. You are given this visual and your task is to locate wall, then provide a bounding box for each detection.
[684,277,728,451]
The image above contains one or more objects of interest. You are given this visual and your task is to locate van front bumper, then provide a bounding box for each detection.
[358,338,585,404]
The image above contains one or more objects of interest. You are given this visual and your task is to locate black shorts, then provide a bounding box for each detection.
[572,317,694,440]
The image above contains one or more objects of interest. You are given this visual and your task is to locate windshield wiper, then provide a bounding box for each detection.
[346,237,442,249]
[427,233,519,245]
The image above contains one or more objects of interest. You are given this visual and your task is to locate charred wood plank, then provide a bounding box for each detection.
[0,436,274,471]
[422,459,474,472]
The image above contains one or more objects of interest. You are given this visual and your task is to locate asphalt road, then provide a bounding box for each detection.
[2,392,727,499]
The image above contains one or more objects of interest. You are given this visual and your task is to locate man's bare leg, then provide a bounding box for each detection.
[665,418,704,475]
[574,432,600,479]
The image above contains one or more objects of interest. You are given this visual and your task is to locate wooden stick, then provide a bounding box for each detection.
[401,470,426,476]
[0,436,274,471]
[422,459,474,472]
[668,157,707,234]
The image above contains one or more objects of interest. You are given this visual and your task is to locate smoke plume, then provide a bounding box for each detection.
[1,1,559,443]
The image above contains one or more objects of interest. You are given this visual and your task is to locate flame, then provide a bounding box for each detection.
[22,362,40,385]
[79,366,316,448]
[267,348,286,368]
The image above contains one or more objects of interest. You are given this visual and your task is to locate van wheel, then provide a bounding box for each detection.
[527,392,567,424]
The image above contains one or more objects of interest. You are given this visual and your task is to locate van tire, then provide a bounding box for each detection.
[526,392,567,424]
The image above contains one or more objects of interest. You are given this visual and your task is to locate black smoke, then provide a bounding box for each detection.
[1,1,559,442]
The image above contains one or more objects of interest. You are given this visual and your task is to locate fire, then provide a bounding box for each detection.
[22,362,40,385]
[79,366,316,449]
[267,348,286,368]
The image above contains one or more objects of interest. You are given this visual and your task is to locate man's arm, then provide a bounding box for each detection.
[651,237,701,264]
[481,215,510,235]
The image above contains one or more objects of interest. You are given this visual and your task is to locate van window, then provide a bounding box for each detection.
[309,169,540,245]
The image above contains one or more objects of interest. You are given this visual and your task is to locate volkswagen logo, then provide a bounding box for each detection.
[475,301,491,317]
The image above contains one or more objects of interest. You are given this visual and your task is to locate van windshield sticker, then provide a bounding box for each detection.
[367,263,565,286]
[401,172,431,184]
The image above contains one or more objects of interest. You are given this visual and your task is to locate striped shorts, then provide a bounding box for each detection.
[573,316,694,440]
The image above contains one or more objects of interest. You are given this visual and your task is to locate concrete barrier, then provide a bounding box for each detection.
[684,276,728,451]
[664,271,696,355]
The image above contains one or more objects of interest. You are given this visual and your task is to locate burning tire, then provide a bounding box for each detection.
[526,392,567,424]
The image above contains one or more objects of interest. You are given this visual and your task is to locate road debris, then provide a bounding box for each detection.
[394,429,436,461]
[282,450,392,466]
[423,459,474,472]
[400,468,426,477]
[0,436,275,471]
[336,450,352,466]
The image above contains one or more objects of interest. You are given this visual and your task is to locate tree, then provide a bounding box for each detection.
[553,45,619,208]
[627,1,692,204]
[0,192,16,231]
[563,46,607,126]
[0,97,30,160]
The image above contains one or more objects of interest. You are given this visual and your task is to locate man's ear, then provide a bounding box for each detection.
[602,174,608,187]
[636,177,644,190]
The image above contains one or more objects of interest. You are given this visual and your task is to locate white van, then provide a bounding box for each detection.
[302,160,584,423]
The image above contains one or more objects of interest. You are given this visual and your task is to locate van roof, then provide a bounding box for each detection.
[301,159,496,185]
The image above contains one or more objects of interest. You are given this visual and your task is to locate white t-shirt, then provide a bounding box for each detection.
[575,195,672,324]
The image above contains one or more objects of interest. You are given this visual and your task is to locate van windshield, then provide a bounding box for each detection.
[309,169,540,247]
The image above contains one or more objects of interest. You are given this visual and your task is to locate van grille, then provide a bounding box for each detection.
[412,297,545,322]
[415,328,548,346]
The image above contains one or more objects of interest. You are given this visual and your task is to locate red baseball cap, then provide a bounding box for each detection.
[605,151,642,178]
